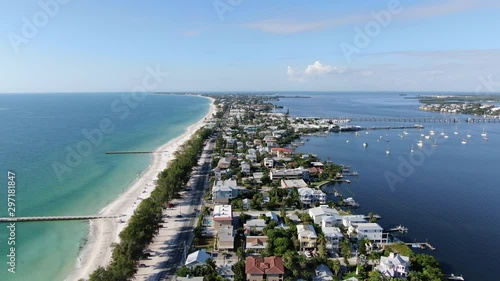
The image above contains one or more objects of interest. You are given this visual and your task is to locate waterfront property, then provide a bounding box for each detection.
[322,227,343,253]
[184,249,211,269]
[212,179,240,204]
[375,252,410,278]
[213,205,233,231]
[298,187,327,207]
[350,223,387,244]
[308,205,340,225]
[280,179,308,189]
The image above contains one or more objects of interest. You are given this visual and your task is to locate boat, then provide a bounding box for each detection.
[403,130,409,135]
[345,179,351,184]
[446,274,465,281]
[346,140,349,143]
[343,197,359,207]
[432,139,438,147]
[410,144,414,153]
[430,128,435,135]
[355,132,360,136]
[424,135,430,139]
[417,140,424,147]
[444,133,449,139]
[461,139,467,144]
[386,148,390,155]
[453,126,459,135]
[363,142,368,147]
[420,133,425,137]
[467,131,472,138]
[483,137,488,141]
[481,128,487,137]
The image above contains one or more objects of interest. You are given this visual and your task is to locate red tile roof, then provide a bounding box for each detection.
[271,147,294,153]
[245,256,285,275]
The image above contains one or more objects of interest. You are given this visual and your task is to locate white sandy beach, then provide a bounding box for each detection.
[66,96,216,281]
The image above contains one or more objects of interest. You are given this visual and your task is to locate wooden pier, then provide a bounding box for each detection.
[404,242,436,251]
[105,151,153,154]
[0,215,121,222]
[299,116,500,123]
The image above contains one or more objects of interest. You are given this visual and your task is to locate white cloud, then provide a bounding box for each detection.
[287,61,346,82]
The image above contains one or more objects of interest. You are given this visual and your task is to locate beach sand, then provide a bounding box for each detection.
[66,96,215,281]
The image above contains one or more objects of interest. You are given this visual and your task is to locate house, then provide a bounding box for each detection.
[217,264,235,280]
[271,147,294,158]
[213,205,232,231]
[313,264,334,281]
[246,154,258,163]
[375,252,410,278]
[241,162,251,174]
[246,236,269,252]
[342,215,367,228]
[245,256,285,281]
[244,219,267,232]
[264,158,274,168]
[298,188,326,207]
[308,205,339,224]
[322,227,343,253]
[321,215,341,228]
[254,139,262,146]
[310,162,324,168]
[218,157,232,169]
[297,224,317,251]
[252,172,265,183]
[184,249,211,269]
[217,225,234,250]
[243,198,251,210]
[352,223,386,244]
[270,168,307,181]
[286,213,300,224]
[212,180,240,204]
[280,179,308,189]
[265,211,279,222]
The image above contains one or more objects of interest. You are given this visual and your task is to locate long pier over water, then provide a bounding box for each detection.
[298,116,500,123]
[0,215,120,222]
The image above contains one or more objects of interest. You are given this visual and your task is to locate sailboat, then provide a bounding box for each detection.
[410,144,414,153]
[429,127,435,135]
[467,131,472,138]
[453,126,459,135]
[386,147,391,155]
[461,139,467,144]
[432,139,438,147]
[481,128,488,137]
[417,139,424,147]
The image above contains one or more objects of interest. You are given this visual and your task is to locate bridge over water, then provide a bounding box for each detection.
[298,116,500,123]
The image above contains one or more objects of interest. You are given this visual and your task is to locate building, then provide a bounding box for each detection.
[342,215,367,228]
[297,224,317,251]
[265,211,279,222]
[246,236,269,252]
[218,157,232,169]
[264,158,274,168]
[245,256,285,281]
[270,168,307,181]
[217,264,235,280]
[271,147,294,158]
[352,223,386,244]
[280,179,308,189]
[217,225,234,250]
[212,180,240,204]
[308,205,339,224]
[375,252,410,278]
[184,249,211,269]
[298,188,326,207]
[313,264,334,281]
[322,227,343,253]
[244,219,267,232]
[213,205,233,231]
[241,162,251,174]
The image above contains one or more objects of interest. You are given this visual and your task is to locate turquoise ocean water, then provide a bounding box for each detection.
[0,93,210,281]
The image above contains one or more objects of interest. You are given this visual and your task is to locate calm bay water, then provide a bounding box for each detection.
[276,92,499,280]
[0,93,210,281]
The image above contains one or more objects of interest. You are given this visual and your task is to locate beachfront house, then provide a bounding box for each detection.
[308,205,339,224]
[245,256,285,281]
[270,168,308,181]
[351,223,387,244]
[184,249,211,269]
[212,180,240,204]
[375,252,410,278]
[297,224,317,251]
[313,264,335,281]
[280,179,308,189]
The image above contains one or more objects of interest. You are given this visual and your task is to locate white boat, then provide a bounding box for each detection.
[355,132,360,136]
[346,140,349,143]
[467,131,472,138]
[432,139,438,147]
[386,148,390,155]
[430,128,435,135]
[483,137,488,141]
[461,139,467,144]
[446,274,465,281]
[440,131,445,136]
[417,140,424,147]
[363,142,368,147]
[453,125,459,135]
[425,135,430,139]
[481,128,487,137]
[420,133,425,137]
[403,130,409,135]
[410,144,414,153]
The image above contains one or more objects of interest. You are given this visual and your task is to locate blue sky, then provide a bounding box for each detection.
[1,0,500,93]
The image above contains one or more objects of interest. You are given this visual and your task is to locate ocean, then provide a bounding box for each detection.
[276,92,499,280]
[0,93,210,281]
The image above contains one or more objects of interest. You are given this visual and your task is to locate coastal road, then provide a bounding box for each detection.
[134,136,216,281]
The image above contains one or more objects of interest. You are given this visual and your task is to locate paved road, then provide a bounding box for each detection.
[134,136,216,281]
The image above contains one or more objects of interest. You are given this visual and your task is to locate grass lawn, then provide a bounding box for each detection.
[195,235,215,249]
[383,243,413,256]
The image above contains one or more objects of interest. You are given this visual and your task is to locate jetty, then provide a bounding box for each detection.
[387,225,408,233]
[0,215,121,222]
[405,242,436,251]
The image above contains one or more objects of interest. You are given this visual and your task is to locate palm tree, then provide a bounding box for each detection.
[332,259,341,277]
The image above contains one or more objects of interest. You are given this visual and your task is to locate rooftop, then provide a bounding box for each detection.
[213,205,232,221]
[245,256,285,275]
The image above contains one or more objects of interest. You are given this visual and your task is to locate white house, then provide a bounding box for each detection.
[240,161,251,174]
[297,224,317,251]
[281,179,308,189]
[308,205,339,224]
[244,219,267,232]
[375,252,410,278]
[212,180,240,204]
[322,227,343,253]
[298,188,327,207]
[351,223,387,244]
[184,249,211,269]
[313,264,334,281]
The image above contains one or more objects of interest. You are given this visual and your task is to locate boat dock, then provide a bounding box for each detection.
[387,225,409,233]
[0,215,121,222]
[405,242,436,251]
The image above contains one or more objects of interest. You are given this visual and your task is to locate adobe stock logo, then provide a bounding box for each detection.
[7,0,71,54]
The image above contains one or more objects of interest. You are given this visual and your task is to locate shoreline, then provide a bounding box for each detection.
[66,95,216,281]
